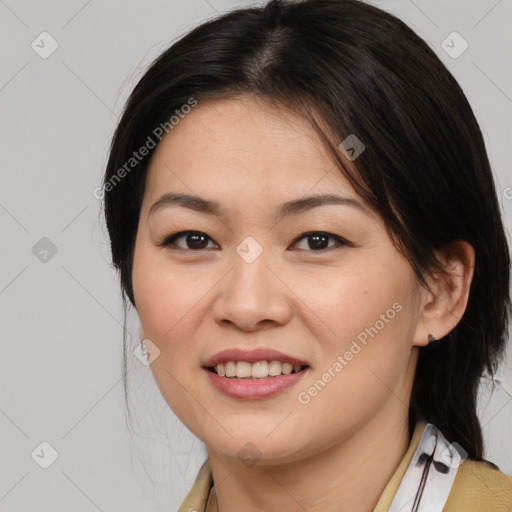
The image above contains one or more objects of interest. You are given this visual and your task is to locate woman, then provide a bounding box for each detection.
[102,0,512,510]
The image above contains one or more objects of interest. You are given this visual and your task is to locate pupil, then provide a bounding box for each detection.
[188,232,208,249]
[309,234,328,250]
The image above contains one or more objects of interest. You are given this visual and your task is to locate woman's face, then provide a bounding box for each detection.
[132,96,427,464]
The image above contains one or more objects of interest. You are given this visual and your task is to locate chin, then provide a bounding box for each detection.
[201,424,314,466]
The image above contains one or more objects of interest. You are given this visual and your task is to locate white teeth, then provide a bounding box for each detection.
[212,360,306,379]
[251,361,269,378]
[236,361,252,378]
[225,361,236,378]
[268,360,282,376]
[281,363,293,375]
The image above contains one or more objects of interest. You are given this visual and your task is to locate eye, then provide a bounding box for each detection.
[290,231,350,252]
[158,230,351,252]
[158,231,219,251]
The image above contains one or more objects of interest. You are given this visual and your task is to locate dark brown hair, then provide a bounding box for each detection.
[103,0,511,461]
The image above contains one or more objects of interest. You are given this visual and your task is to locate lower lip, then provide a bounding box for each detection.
[204,368,307,399]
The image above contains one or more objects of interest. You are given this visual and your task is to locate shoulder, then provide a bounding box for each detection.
[177,459,213,512]
[444,459,512,512]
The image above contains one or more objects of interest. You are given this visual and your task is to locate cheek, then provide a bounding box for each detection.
[293,262,411,357]
[132,255,209,428]
[133,244,207,341]
[294,306,414,448]
[301,263,417,403]
[132,251,203,383]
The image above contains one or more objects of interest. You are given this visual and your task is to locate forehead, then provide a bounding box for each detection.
[144,95,360,207]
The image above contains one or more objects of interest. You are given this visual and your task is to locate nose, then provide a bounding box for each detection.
[211,245,293,332]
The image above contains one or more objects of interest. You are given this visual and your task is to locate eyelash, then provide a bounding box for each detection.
[157,230,352,253]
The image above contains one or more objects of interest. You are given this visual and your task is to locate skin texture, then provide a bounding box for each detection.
[132,95,475,512]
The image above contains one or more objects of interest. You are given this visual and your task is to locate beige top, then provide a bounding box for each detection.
[177,421,512,511]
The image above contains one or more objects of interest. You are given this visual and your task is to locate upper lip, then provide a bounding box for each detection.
[203,348,309,368]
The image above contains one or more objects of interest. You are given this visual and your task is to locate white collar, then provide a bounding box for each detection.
[388,423,464,512]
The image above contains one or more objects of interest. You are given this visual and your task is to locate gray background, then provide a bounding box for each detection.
[1,0,511,510]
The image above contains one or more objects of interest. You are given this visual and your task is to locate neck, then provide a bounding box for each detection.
[205,401,413,512]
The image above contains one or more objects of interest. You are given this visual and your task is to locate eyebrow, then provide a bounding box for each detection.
[148,192,368,219]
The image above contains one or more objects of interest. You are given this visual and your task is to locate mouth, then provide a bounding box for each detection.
[207,361,309,379]
[203,348,310,399]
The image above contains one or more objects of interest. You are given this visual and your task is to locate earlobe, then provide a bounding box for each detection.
[412,240,475,347]
[427,333,436,345]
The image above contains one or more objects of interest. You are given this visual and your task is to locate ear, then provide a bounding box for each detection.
[412,240,475,347]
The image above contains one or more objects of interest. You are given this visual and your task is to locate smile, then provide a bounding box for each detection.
[209,360,308,379]
[205,363,309,399]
